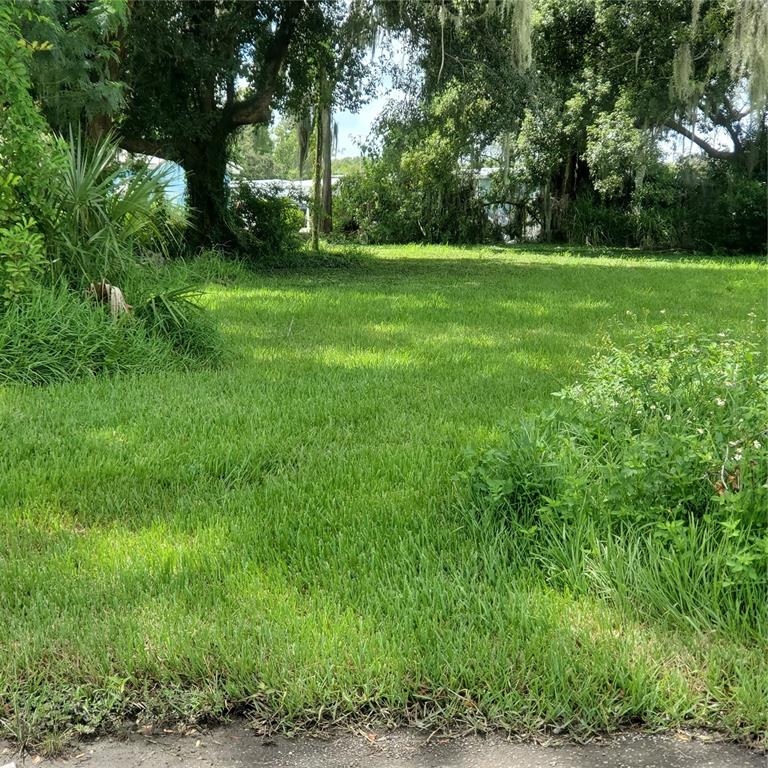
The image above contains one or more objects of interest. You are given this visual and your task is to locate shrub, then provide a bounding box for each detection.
[564,196,635,247]
[564,159,767,253]
[138,196,189,262]
[0,217,46,303]
[468,324,768,637]
[333,159,494,245]
[0,11,222,385]
[45,131,177,285]
[0,275,224,386]
[0,2,62,301]
[228,182,304,265]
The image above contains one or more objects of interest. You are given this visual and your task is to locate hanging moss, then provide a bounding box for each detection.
[730,0,768,105]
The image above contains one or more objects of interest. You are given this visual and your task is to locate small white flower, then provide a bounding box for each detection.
[753,440,762,449]
[659,309,666,315]
[650,404,657,410]
[734,452,743,461]
[696,428,705,435]
[718,332,726,338]
[715,398,726,407]
[664,414,672,421]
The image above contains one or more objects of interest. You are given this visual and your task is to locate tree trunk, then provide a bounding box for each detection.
[311,103,323,251]
[550,152,576,240]
[320,104,333,234]
[184,140,231,250]
[541,183,553,242]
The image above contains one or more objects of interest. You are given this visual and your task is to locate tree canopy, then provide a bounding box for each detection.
[12,0,767,253]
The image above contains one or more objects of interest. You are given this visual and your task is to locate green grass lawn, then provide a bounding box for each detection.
[1,245,767,751]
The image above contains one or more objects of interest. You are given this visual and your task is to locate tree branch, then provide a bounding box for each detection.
[712,96,744,151]
[118,135,183,163]
[720,119,743,152]
[664,119,736,160]
[228,3,303,127]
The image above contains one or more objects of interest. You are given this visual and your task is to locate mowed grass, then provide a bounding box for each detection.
[1,245,767,751]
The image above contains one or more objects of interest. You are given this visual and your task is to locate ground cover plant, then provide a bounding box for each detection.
[0,245,766,753]
[468,321,768,642]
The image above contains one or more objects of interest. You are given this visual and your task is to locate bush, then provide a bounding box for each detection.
[228,182,304,265]
[0,2,62,302]
[0,217,45,302]
[334,159,494,245]
[564,196,635,247]
[45,131,178,285]
[0,11,222,385]
[468,324,768,637]
[564,159,767,253]
[139,195,189,262]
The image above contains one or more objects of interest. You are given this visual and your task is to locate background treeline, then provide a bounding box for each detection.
[4,1,766,262]
[334,0,767,252]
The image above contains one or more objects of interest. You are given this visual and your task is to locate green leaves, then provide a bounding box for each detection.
[469,322,768,637]
[26,0,128,133]
[0,1,63,299]
[46,130,176,285]
[0,217,45,303]
[134,285,223,363]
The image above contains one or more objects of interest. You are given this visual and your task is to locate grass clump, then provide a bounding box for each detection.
[0,265,224,385]
[468,322,768,640]
[0,285,174,385]
[134,285,223,364]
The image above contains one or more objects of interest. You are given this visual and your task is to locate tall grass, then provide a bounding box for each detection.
[134,285,223,363]
[0,257,226,385]
[0,285,175,385]
[468,323,768,640]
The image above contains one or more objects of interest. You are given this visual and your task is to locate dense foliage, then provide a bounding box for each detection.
[335,161,492,245]
[469,324,768,638]
[0,2,59,302]
[118,1,354,247]
[228,182,305,264]
[564,156,767,251]
[331,0,767,252]
[334,83,498,244]
[47,132,181,285]
[25,0,127,137]
[0,2,221,385]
